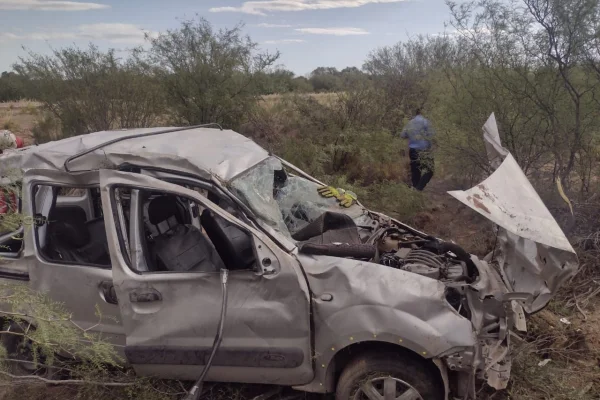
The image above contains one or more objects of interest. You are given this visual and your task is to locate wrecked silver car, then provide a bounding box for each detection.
[0,117,578,400]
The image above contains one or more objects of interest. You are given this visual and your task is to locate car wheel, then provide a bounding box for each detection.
[0,321,56,378]
[336,352,444,400]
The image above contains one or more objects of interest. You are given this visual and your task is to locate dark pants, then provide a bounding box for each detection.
[409,148,434,191]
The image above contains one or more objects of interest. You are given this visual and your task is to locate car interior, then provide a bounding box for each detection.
[34,183,257,272]
[140,191,256,273]
[39,187,111,267]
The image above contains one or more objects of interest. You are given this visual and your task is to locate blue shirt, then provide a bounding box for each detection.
[401,115,434,151]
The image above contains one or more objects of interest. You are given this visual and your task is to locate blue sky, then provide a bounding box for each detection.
[0,0,455,75]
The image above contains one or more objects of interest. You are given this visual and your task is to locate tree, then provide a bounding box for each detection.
[143,16,279,128]
[309,67,343,92]
[0,71,29,102]
[447,0,600,190]
[363,36,450,132]
[15,45,165,139]
[255,67,297,94]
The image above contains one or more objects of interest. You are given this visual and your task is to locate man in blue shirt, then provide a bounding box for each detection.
[400,109,435,191]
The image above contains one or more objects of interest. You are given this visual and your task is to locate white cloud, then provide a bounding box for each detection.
[210,0,409,16]
[0,0,109,11]
[295,27,370,36]
[264,39,305,44]
[0,24,156,44]
[256,23,293,28]
[78,23,156,43]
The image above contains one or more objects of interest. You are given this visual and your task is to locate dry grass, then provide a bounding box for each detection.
[261,92,338,109]
[0,100,41,145]
[0,100,42,110]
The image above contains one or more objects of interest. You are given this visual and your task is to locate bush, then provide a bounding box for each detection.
[143,16,280,129]
[32,113,61,144]
[1,119,19,132]
[14,44,165,139]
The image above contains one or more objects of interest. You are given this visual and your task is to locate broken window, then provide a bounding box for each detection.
[112,187,257,274]
[33,184,110,268]
[0,179,23,256]
[230,156,370,240]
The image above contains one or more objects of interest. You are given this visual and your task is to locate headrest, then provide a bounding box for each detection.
[148,196,181,225]
[52,220,90,248]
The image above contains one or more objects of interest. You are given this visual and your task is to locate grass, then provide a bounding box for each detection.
[0,100,42,110]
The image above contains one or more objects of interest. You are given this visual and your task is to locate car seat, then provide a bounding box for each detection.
[200,209,255,270]
[146,195,224,272]
[46,213,111,266]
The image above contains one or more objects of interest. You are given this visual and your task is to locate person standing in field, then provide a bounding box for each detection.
[400,109,435,191]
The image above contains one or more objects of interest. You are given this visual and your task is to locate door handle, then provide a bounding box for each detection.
[129,288,162,303]
[99,281,118,305]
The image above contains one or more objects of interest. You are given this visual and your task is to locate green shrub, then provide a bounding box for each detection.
[32,113,61,144]
[15,44,165,138]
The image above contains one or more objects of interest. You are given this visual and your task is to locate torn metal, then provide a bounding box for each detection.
[448,113,578,313]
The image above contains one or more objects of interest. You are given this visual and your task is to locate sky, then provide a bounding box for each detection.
[0,0,455,76]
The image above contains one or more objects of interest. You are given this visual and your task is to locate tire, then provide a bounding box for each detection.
[0,321,56,378]
[336,352,444,400]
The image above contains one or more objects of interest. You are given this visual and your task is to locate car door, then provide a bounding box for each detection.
[99,169,313,385]
[22,169,124,352]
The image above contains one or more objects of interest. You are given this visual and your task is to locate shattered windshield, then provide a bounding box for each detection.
[229,157,367,240]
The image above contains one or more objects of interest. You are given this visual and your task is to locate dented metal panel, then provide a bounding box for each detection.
[21,169,125,352]
[1,127,269,182]
[99,170,314,384]
[295,254,476,392]
[448,114,578,313]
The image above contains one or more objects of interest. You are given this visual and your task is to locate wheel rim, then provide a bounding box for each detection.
[353,376,423,400]
[16,340,46,374]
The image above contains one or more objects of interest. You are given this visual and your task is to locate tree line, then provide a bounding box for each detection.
[2,0,600,195]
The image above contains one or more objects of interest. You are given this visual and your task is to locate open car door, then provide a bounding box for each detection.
[99,169,313,385]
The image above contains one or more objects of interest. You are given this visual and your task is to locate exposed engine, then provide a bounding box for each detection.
[296,212,479,284]
[374,227,476,283]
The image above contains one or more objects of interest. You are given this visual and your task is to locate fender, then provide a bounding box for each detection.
[294,254,476,392]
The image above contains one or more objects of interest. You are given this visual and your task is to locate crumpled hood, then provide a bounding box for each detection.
[448,114,578,313]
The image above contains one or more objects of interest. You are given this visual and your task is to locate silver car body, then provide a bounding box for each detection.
[0,119,577,398]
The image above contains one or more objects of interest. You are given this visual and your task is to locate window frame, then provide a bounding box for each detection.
[120,164,295,252]
[109,184,262,276]
[0,179,24,258]
[31,181,111,270]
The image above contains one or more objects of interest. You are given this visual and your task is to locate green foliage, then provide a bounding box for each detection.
[444,0,600,191]
[32,112,62,144]
[0,283,119,374]
[0,71,30,102]
[0,284,182,399]
[307,66,370,92]
[255,68,297,94]
[142,16,280,129]
[14,44,165,138]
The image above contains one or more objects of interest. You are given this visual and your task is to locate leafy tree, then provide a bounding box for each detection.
[0,72,29,102]
[14,45,165,139]
[143,16,280,128]
[256,68,297,94]
[309,67,343,92]
[447,0,600,190]
[290,76,313,92]
[363,36,451,132]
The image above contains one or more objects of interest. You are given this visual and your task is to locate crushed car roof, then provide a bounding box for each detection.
[0,127,269,181]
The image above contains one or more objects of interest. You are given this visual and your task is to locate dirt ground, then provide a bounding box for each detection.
[0,100,39,144]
